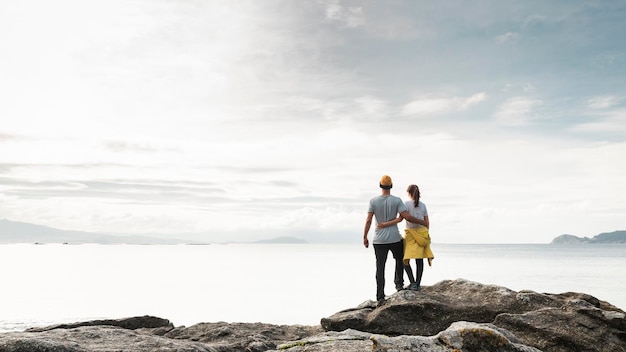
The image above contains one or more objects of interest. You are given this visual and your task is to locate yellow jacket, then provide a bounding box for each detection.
[403,227,434,266]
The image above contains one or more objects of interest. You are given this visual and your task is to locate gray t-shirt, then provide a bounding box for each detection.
[368,194,407,244]
[404,200,428,229]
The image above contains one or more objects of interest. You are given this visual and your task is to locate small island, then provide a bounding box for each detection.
[551,230,626,244]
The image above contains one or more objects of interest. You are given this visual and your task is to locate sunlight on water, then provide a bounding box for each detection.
[1,243,624,332]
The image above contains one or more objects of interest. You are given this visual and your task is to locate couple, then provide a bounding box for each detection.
[363,175,434,303]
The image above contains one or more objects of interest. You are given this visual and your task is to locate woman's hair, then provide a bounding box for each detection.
[406,184,420,208]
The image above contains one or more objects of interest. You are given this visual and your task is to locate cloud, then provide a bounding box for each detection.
[493,97,542,126]
[4,179,229,205]
[0,133,18,142]
[323,0,365,28]
[569,96,626,135]
[401,93,487,117]
[521,14,547,32]
[586,96,622,109]
[104,141,161,154]
[572,108,626,133]
[268,95,391,123]
[496,31,520,44]
[588,51,626,71]
[522,83,536,93]
[2,1,626,243]
[321,1,422,40]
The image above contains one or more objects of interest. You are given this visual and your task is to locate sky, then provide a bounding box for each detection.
[1,0,625,244]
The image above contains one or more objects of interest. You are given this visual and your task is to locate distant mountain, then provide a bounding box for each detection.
[255,236,308,244]
[0,219,195,245]
[551,230,626,244]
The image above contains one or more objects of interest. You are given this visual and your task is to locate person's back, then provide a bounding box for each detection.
[363,175,409,303]
[369,194,404,244]
[404,199,428,229]
[402,184,433,291]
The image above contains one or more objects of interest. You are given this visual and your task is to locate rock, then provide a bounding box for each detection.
[322,279,563,335]
[164,322,322,351]
[270,329,377,352]
[320,278,626,352]
[494,300,626,352]
[0,325,214,352]
[0,318,322,352]
[25,315,174,333]
[271,322,542,352]
[1,279,624,352]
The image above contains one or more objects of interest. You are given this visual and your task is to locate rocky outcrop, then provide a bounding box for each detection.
[164,322,322,351]
[270,322,543,352]
[25,315,174,333]
[319,279,626,352]
[1,279,624,352]
[0,316,321,352]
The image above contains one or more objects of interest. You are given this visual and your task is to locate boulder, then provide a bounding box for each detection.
[320,278,626,352]
[271,322,543,352]
[494,300,626,352]
[322,279,549,335]
[25,315,174,334]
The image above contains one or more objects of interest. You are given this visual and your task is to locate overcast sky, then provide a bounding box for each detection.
[1,0,625,243]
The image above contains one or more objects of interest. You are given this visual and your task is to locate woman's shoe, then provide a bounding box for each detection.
[409,283,420,291]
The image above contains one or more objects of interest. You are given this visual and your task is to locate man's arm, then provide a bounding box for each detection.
[363,212,374,248]
[400,211,429,228]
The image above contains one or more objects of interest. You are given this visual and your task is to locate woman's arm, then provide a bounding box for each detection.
[377,217,403,229]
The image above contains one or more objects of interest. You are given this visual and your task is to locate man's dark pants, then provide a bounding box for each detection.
[373,240,404,300]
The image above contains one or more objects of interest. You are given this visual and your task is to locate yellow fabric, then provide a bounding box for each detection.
[403,227,434,266]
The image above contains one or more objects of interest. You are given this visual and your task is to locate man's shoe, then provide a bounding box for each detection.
[409,283,420,291]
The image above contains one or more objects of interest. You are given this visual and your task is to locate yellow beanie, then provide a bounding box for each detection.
[379,175,393,187]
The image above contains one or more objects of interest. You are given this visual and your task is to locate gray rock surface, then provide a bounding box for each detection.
[320,279,626,352]
[1,325,212,352]
[164,322,322,351]
[271,322,543,352]
[25,315,174,333]
[1,279,624,352]
[0,317,321,352]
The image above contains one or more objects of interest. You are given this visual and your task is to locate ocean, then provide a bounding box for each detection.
[1,242,625,332]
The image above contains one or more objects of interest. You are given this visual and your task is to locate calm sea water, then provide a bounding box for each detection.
[1,243,624,332]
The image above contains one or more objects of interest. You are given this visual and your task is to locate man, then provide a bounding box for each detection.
[363,175,423,303]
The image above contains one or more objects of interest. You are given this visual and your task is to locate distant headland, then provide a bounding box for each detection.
[0,219,307,245]
[551,230,626,244]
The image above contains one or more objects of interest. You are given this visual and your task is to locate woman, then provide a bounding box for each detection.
[378,184,434,291]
